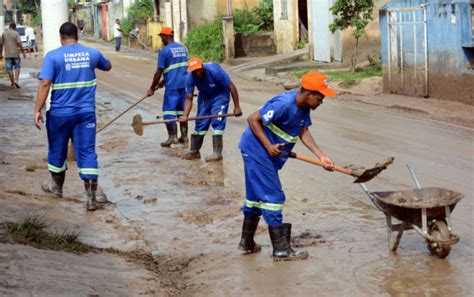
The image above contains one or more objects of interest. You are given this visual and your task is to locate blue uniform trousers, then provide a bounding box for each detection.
[193,94,229,136]
[163,88,186,125]
[241,152,285,226]
[46,112,98,180]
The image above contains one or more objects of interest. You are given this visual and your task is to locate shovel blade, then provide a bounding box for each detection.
[353,167,385,183]
[352,157,394,183]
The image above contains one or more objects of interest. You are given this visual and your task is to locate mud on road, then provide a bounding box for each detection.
[1,45,473,297]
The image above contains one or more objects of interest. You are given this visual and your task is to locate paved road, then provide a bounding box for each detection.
[80,43,474,296]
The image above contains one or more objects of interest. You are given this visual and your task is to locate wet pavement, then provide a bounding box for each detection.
[0,41,473,296]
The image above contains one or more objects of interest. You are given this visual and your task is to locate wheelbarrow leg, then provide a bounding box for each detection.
[386,215,407,252]
[445,206,452,232]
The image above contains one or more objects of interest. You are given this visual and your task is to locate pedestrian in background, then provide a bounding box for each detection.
[238,72,335,261]
[113,19,123,52]
[147,27,189,146]
[25,25,36,57]
[128,26,140,50]
[0,22,26,88]
[34,22,112,211]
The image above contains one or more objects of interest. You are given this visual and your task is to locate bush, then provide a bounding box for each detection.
[252,1,274,31]
[233,2,273,33]
[122,0,153,35]
[184,20,223,62]
[31,14,42,26]
[233,7,260,33]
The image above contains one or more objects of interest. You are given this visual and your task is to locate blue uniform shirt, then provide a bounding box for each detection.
[158,42,188,90]
[239,90,312,169]
[185,63,231,99]
[39,44,110,116]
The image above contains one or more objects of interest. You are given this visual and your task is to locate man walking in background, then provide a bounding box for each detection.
[34,22,112,211]
[25,25,37,57]
[0,22,26,88]
[113,19,123,52]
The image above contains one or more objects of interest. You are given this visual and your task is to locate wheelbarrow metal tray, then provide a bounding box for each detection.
[371,187,463,225]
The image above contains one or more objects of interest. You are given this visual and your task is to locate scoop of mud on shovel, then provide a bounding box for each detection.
[132,114,144,136]
[345,157,395,183]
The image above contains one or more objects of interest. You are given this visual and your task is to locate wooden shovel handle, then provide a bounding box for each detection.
[293,153,354,176]
[97,94,150,134]
[143,113,236,125]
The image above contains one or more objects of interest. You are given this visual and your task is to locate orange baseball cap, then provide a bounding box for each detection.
[301,72,336,97]
[159,27,174,36]
[188,57,204,72]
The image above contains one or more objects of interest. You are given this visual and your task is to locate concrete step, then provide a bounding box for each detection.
[229,48,310,72]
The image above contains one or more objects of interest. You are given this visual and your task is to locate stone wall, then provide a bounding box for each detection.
[235,32,277,57]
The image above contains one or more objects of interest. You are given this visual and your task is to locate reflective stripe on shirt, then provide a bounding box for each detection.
[52,79,97,90]
[264,122,299,143]
[163,62,188,74]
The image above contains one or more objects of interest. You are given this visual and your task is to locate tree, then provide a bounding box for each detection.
[17,0,40,15]
[329,0,375,72]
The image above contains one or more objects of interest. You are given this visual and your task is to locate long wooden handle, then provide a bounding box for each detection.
[143,113,236,125]
[97,94,149,133]
[294,153,354,176]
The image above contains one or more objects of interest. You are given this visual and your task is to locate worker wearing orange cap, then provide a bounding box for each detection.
[237,72,336,261]
[147,27,189,146]
[180,57,243,161]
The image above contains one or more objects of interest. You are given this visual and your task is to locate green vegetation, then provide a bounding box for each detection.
[30,14,42,27]
[184,20,223,62]
[293,63,382,85]
[329,0,375,72]
[2,217,92,254]
[121,0,154,34]
[184,1,273,62]
[233,1,274,33]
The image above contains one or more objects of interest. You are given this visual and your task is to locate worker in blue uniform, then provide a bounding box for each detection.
[147,27,189,146]
[237,72,336,261]
[34,22,112,211]
[180,57,242,162]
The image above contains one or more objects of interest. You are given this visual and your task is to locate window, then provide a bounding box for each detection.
[281,0,288,20]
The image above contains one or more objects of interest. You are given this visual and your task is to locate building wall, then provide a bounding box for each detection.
[187,0,259,29]
[273,0,299,53]
[380,0,474,104]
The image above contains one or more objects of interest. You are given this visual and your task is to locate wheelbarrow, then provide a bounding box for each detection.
[360,163,463,258]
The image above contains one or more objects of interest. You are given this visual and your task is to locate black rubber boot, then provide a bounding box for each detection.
[178,122,189,144]
[41,172,65,198]
[269,223,309,262]
[205,135,223,162]
[238,216,262,254]
[182,134,204,160]
[161,123,179,147]
[85,179,99,211]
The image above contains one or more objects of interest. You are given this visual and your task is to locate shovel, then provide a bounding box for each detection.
[280,146,394,183]
[132,113,236,136]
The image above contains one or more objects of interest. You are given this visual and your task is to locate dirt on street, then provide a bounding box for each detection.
[0,40,473,296]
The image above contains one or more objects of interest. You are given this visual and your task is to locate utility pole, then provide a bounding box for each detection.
[41,0,68,56]
[12,0,17,24]
[222,0,235,62]
[0,0,4,36]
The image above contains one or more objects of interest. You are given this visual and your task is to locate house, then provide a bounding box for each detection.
[272,0,390,62]
[379,0,473,104]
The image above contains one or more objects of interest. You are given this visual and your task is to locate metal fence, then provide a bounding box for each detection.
[387,7,428,97]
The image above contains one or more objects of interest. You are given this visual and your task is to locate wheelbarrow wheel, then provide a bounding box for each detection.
[427,220,451,259]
